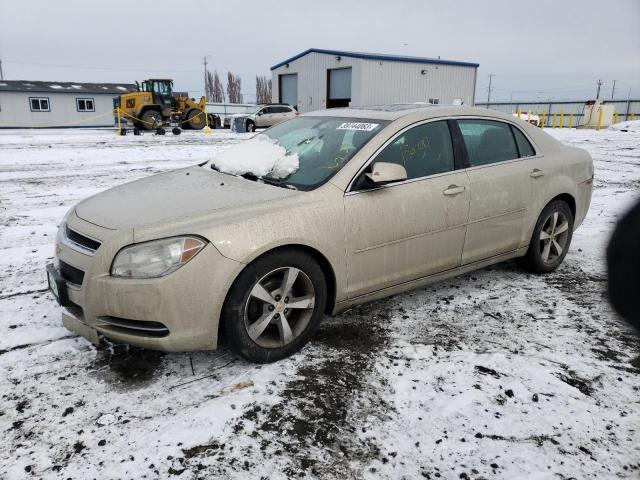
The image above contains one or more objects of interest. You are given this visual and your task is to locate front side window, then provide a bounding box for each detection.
[76,98,95,112]
[30,97,50,112]
[458,119,519,166]
[373,120,454,180]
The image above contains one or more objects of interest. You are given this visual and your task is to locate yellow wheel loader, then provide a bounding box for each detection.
[116,79,217,131]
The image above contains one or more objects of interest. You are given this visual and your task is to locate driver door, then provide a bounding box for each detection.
[344,120,470,298]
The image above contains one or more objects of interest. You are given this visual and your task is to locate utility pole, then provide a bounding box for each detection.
[203,56,208,100]
[486,74,495,107]
[596,79,602,100]
[611,79,616,100]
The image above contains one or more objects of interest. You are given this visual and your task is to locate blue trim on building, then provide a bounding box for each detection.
[270,48,479,70]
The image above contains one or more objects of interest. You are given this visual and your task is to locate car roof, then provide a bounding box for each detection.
[303,104,517,122]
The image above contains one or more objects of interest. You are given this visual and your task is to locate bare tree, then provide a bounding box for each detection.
[255,75,272,104]
[213,71,225,103]
[227,72,243,104]
[205,71,215,101]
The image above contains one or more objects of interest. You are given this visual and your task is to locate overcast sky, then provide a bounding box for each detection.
[1,0,638,102]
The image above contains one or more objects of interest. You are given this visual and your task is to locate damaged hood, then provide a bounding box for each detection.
[75,166,298,230]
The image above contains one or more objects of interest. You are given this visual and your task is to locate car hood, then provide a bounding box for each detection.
[75,166,298,230]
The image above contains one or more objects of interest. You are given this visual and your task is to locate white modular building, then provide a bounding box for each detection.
[271,48,479,113]
[0,80,136,128]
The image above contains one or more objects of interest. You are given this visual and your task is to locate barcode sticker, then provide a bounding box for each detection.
[336,122,380,131]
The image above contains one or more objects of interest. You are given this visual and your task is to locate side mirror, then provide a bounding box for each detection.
[257,111,264,116]
[365,162,407,185]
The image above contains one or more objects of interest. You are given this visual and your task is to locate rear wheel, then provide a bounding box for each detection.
[187,109,205,130]
[246,120,256,132]
[222,250,327,363]
[141,110,163,131]
[519,200,574,273]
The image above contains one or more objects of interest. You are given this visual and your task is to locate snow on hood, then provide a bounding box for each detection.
[609,120,640,132]
[210,134,299,179]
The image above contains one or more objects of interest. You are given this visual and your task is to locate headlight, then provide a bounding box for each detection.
[111,236,206,279]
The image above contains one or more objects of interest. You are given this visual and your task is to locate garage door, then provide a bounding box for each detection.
[327,67,351,108]
[279,74,298,108]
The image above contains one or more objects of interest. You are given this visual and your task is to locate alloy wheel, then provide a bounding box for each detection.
[244,267,315,348]
[539,210,570,265]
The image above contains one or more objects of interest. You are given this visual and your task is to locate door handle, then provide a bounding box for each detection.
[443,185,466,196]
[530,168,545,178]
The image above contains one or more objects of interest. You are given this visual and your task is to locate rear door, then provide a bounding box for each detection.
[344,120,470,297]
[456,119,532,264]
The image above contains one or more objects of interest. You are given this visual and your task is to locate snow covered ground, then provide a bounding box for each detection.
[0,126,638,479]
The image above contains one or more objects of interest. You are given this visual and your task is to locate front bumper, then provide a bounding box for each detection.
[51,211,243,352]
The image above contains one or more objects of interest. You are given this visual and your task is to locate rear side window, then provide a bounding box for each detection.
[374,120,454,180]
[511,126,535,157]
[458,119,518,166]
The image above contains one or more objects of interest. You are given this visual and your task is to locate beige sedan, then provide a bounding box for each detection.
[47,105,593,362]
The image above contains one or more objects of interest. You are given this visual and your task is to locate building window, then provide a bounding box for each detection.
[29,97,50,112]
[428,98,440,105]
[76,98,95,112]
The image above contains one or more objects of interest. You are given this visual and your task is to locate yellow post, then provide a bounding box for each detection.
[631,112,636,121]
[203,104,212,135]
[597,109,603,130]
[540,111,546,129]
[116,107,122,135]
[552,112,557,128]
[516,107,521,120]
[559,110,564,128]
[569,112,574,129]
[613,112,618,124]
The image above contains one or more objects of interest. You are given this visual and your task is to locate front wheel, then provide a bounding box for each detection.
[222,250,327,363]
[519,200,574,273]
[141,110,163,131]
[246,120,256,133]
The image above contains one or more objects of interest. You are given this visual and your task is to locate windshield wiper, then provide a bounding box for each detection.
[260,177,298,190]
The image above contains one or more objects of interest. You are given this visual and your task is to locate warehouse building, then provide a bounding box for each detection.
[271,48,479,113]
[0,81,136,128]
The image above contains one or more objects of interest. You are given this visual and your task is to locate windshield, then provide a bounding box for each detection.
[207,116,387,190]
[264,116,387,189]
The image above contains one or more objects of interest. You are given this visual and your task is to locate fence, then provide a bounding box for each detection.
[475,99,639,125]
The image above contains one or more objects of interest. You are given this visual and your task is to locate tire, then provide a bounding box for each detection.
[222,249,327,363]
[208,114,218,129]
[172,127,181,135]
[519,200,574,273]
[187,109,205,130]
[141,110,162,131]
[246,120,255,133]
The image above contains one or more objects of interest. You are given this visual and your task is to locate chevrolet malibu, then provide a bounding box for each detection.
[47,105,593,363]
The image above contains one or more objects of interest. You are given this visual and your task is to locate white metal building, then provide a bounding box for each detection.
[0,81,136,128]
[271,48,479,113]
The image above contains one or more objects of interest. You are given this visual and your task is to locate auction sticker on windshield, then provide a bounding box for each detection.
[336,122,379,131]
